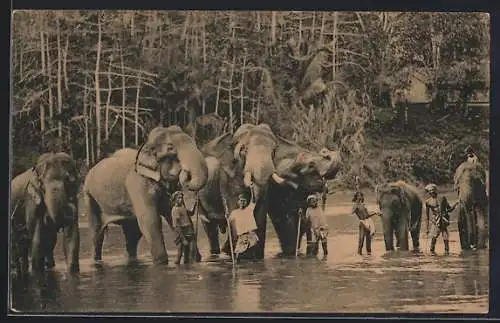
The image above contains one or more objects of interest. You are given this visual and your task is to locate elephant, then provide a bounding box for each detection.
[267,136,342,257]
[453,161,488,250]
[10,152,80,276]
[375,180,423,252]
[82,126,209,266]
[194,125,342,259]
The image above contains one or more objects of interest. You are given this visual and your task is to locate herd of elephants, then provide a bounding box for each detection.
[10,123,489,277]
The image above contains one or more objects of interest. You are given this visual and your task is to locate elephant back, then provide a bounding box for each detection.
[84,153,137,214]
[11,169,35,206]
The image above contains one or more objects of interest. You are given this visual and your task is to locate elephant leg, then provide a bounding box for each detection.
[132,201,169,265]
[465,206,477,248]
[458,205,469,250]
[121,220,142,262]
[202,220,221,256]
[253,202,268,260]
[410,219,421,252]
[45,229,58,270]
[85,193,105,263]
[62,203,80,272]
[382,216,394,251]
[475,206,487,249]
[31,219,45,273]
[397,216,409,251]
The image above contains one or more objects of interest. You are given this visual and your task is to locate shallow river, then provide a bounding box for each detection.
[10,211,488,314]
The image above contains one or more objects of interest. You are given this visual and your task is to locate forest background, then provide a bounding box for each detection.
[10,10,490,190]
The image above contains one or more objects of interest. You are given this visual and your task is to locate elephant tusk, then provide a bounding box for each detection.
[271,173,286,185]
[244,172,253,187]
[179,169,191,187]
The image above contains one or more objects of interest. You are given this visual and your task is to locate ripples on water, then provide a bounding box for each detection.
[10,215,489,313]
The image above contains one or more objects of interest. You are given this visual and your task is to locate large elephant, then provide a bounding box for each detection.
[195,125,342,259]
[453,161,488,250]
[375,180,423,252]
[194,124,287,259]
[10,152,80,276]
[82,126,208,265]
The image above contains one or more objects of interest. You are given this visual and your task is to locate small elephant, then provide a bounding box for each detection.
[10,152,80,276]
[376,180,423,252]
[83,126,208,266]
[454,161,488,250]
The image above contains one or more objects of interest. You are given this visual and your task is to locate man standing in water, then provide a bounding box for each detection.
[305,194,329,259]
[352,191,376,256]
[172,191,197,264]
[425,184,458,255]
[228,191,259,262]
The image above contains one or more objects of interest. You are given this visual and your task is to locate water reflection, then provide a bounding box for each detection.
[10,217,489,313]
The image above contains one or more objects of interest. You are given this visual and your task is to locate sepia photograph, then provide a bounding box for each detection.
[9,10,490,314]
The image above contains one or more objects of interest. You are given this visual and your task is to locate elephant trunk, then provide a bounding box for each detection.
[176,137,209,191]
[244,145,277,188]
[43,180,68,227]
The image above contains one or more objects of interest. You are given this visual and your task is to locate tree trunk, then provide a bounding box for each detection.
[121,48,126,148]
[95,13,102,160]
[240,53,246,126]
[56,17,63,139]
[84,77,90,166]
[135,77,141,146]
[105,58,113,141]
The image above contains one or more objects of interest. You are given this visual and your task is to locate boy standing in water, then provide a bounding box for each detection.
[352,191,377,256]
[171,191,197,264]
[305,194,329,259]
[425,184,459,255]
[228,191,259,261]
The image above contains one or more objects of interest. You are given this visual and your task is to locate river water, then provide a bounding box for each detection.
[10,210,488,314]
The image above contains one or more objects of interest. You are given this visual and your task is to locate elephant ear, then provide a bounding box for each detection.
[28,157,51,205]
[135,127,173,182]
[202,132,239,179]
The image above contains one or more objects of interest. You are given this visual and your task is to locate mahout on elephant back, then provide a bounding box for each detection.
[83,126,208,266]
[10,152,81,277]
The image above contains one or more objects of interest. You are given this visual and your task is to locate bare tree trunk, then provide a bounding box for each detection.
[40,104,45,132]
[135,77,141,146]
[228,55,235,133]
[84,77,90,166]
[63,34,69,91]
[121,47,126,148]
[319,12,326,45]
[105,58,113,141]
[95,13,102,159]
[56,17,63,139]
[271,11,277,45]
[215,75,221,115]
[240,53,246,125]
[331,12,338,96]
[202,18,207,67]
[39,14,46,75]
[46,22,53,128]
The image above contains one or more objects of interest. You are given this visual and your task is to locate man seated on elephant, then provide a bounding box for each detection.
[464,146,479,164]
[352,191,378,256]
[172,191,197,265]
[228,191,259,262]
[305,194,329,259]
[424,184,458,255]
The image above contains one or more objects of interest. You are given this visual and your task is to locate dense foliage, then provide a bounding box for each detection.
[11,11,489,188]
